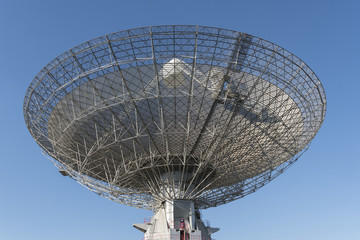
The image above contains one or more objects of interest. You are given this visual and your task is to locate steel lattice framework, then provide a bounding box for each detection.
[24,25,326,210]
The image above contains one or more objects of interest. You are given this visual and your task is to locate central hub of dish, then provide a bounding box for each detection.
[132,155,216,200]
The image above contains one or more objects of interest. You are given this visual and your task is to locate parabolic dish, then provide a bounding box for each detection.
[24,25,326,209]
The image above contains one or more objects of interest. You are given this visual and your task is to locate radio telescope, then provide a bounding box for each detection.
[24,25,326,239]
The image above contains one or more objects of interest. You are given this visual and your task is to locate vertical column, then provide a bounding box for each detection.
[135,200,216,240]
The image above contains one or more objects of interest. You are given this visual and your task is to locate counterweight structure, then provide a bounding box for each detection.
[24,25,326,240]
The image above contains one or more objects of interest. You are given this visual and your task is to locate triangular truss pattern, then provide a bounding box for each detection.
[24,25,326,210]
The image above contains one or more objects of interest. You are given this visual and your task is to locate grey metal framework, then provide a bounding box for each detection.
[24,25,326,210]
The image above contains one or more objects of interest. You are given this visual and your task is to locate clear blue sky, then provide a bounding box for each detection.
[0,0,359,239]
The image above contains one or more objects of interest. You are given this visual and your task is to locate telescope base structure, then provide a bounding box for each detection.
[133,200,219,240]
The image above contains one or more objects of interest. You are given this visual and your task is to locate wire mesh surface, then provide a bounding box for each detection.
[24,25,326,210]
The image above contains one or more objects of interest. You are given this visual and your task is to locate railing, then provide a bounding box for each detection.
[144,217,152,223]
